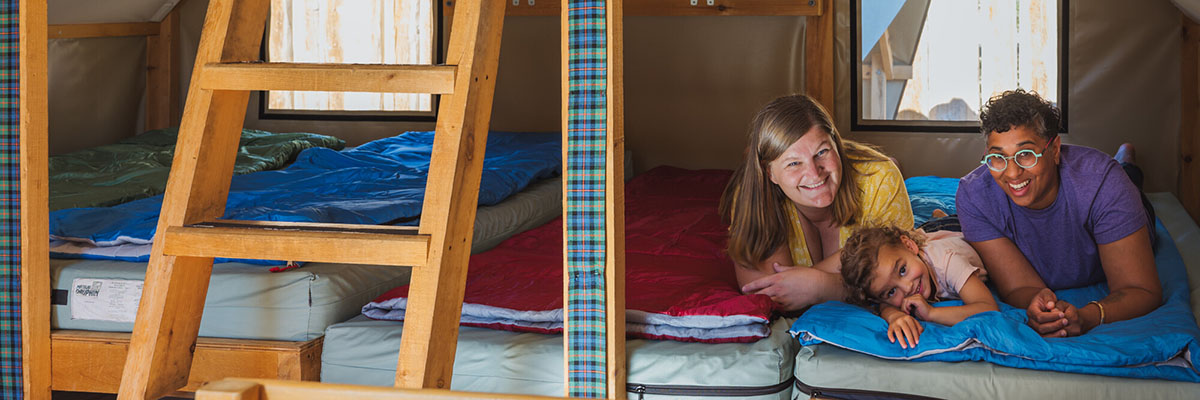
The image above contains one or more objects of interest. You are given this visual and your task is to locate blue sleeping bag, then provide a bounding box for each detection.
[790,220,1200,382]
[48,131,561,264]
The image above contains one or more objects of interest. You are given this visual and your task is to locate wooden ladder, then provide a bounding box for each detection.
[115,0,507,398]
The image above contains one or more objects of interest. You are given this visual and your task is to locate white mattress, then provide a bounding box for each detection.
[321,315,799,399]
[50,176,562,341]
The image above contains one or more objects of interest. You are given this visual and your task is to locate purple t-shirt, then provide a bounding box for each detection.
[956,144,1149,290]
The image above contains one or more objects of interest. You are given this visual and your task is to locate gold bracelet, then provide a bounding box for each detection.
[1088,300,1106,325]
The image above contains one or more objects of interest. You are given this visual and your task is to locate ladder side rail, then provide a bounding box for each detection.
[396,0,507,389]
[118,0,270,398]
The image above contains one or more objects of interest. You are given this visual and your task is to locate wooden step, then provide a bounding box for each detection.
[198,62,457,94]
[161,220,429,266]
[52,330,322,394]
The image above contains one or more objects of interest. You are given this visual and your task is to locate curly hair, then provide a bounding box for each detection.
[978,89,1061,140]
[840,226,927,307]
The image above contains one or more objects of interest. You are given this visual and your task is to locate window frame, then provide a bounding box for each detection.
[257,0,445,122]
[848,0,1069,133]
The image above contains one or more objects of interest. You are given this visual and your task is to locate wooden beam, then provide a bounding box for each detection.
[199,63,457,94]
[1182,16,1200,224]
[867,51,885,119]
[197,378,564,400]
[20,0,51,398]
[805,0,835,118]
[878,30,894,80]
[48,22,160,39]
[450,0,822,17]
[118,0,271,397]
[53,331,321,394]
[147,8,182,130]
[396,0,506,389]
[604,0,627,396]
[162,223,430,266]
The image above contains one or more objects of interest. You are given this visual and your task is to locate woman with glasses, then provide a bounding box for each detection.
[720,94,913,312]
[956,89,1160,338]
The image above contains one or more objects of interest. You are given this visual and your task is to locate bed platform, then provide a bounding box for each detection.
[321,316,799,400]
[790,192,1200,400]
[48,175,559,341]
[45,175,560,394]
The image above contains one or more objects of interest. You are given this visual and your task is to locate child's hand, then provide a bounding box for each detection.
[886,314,923,349]
[901,294,933,321]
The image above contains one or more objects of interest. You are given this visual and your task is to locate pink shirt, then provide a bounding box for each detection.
[920,230,986,301]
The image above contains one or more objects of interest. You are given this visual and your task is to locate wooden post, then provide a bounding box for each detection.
[805,0,834,117]
[118,0,270,398]
[19,0,52,398]
[603,0,626,398]
[147,7,182,130]
[1182,16,1200,224]
[561,0,625,397]
[396,0,507,389]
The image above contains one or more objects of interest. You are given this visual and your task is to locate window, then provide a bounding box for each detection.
[263,0,439,120]
[851,0,1067,132]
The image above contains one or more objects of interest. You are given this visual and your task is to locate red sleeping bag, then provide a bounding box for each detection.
[363,166,778,343]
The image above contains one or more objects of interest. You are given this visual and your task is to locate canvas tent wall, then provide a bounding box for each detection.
[47,0,1196,201]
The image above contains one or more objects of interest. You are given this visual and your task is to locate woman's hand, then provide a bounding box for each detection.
[741,263,844,311]
[900,294,933,321]
[1026,288,1070,337]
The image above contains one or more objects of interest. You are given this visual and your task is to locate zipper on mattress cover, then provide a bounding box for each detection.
[793,379,944,400]
[627,379,793,399]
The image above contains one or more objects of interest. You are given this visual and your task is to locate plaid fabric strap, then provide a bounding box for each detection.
[565,0,609,397]
[2,0,22,396]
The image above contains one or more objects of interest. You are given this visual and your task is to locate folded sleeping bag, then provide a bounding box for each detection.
[48,131,561,265]
[790,220,1200,382]
[363,166,778,343]
[905,175,958,227]
[50,128,345,211]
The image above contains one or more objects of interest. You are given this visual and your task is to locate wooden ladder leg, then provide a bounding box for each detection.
[395,0,507,389]
[117,0,269,399]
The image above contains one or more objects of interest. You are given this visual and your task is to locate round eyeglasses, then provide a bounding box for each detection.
[980,140,1055,172]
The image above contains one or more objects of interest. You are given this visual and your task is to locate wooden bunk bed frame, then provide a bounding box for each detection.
[18,1,836,399]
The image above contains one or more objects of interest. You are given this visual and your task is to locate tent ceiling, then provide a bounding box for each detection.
[1176,0,1200,23]
[49,0,181,24]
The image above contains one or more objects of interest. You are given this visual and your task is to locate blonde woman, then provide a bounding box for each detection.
[720,94,913,311]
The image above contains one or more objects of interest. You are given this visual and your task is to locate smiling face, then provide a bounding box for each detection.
[868,236,935,308]
[766,126,843,215]
[985,125,1061,210]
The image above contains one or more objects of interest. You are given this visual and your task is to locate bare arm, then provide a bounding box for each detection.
[739,244,847,311]
[968,237,1047,309]
[925,274,999,326]
[1082,226,1161,331]
[735,244,792,291]
[969,237,1069,336]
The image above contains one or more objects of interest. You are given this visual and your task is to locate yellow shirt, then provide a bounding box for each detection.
[783,160,913,267]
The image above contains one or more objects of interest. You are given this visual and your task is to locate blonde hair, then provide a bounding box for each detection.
[840,226,927,307]
[719,94,890,270]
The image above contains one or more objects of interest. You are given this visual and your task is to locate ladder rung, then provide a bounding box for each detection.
[162,220,429,266]
[198,62,457,94]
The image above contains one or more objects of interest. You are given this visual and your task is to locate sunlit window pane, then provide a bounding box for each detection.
[267,0,435,113]
[857,0,1060,124]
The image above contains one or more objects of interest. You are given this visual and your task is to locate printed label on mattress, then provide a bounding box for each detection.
[70,278,144,323]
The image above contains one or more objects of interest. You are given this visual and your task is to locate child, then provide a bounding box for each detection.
[840,226,997,349]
